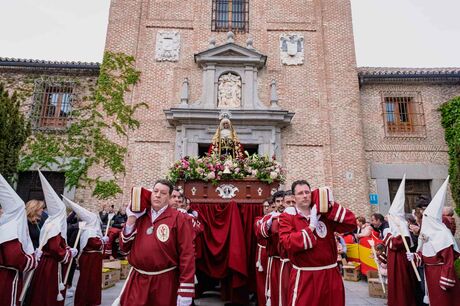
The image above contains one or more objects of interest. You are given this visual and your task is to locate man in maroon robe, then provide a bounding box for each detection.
[254,199,271,306]
[26,171,77,306]
[385,176,419,306]
[278,180,357,306]
[0,174,38,306]
[63,196,109,306]
[115,179,195,306]
[408,177,460,306]
[256,190,286,306]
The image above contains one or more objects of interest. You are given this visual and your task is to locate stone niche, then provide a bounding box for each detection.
[164,38,294,160]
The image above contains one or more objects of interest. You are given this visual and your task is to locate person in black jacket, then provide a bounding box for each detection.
[66,210,80,295]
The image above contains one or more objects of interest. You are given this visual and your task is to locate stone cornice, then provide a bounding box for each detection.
[164,108,294,128]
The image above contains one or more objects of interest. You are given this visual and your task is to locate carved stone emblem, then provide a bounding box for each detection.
[257,187,263,196]
[155,31,180,62]
[280,34,304,65]
[216,184,239,199]
[217,73,241,108]
[191,186,197,196]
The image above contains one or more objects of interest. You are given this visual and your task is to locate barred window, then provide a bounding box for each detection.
[381,92,426,137]
[32,80,75,130]
[212,0,249,33]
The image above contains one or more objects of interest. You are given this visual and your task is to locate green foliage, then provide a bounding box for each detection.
[0,84,31,183]
[20,51,146,199]
[439,96,460,214]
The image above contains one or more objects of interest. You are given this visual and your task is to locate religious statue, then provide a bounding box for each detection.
[217,73,242,108]
[208,117,244,159]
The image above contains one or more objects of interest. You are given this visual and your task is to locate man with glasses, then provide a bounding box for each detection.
[279,180,357,306]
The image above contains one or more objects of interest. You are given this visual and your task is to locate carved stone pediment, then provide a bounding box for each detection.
[194,43,267,68]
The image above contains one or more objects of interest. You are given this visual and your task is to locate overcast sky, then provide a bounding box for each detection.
[1,0,459,67]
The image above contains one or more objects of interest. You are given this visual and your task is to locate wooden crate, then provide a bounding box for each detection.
[103,259,121,270]
[367,271,387,298]
[102,268,120,289]
[343,262,361,281]
[120,260,131,279]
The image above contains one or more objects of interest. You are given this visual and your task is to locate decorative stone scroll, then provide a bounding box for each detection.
[155,31,180,62]
[280,33,304,66]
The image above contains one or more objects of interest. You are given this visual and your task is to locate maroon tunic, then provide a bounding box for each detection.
[256,213,282,306]
[254,216,268,306]
[384,234,418,306]
[74,237,103,306]
[27,235,72,306]
[0,239,37,306]
[119,207,195,306]
[278,203,357,306]
[418,246,460,306]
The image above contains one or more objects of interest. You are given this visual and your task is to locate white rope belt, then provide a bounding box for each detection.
[425,262,444,266]
[85,250,103,253]
[257,243,266,249]
[280,258,290,263]
[0,265,18,271]
[292,262,337,271]
[134,265,176,276]
[291,263,338,306]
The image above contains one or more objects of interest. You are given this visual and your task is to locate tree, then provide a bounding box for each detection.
[0,84,31,183]
[19,51,146,199]
[439,96,460,214]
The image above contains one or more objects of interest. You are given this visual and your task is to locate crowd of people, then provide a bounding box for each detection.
[0,170,459,306]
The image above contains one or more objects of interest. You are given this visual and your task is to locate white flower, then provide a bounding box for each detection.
[270,171,278,179]
[207,172,215,179]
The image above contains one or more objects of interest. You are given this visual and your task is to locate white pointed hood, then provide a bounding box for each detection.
[418,177,459,257]
[38,170,67,246]
[0,174,34,254]
[62,196,102,251]
[388,175,413,245]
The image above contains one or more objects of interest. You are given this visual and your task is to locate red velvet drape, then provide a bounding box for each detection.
[192,201,263,303]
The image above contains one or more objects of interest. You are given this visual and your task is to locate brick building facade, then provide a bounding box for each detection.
[1,0,459,218]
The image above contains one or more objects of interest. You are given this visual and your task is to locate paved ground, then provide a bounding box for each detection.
[65,271,386,306]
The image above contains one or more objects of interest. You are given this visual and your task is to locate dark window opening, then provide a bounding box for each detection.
[388,179,431,213]
[16,171,66,203]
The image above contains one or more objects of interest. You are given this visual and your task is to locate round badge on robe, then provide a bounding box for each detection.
[316,221,327,238]
[156,224,170,242]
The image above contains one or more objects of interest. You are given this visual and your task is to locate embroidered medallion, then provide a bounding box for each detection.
[156,224,170,242]
[146,226,154,235]
[316,221,327,238]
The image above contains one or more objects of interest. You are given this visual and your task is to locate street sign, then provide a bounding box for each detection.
[369,194,379,205]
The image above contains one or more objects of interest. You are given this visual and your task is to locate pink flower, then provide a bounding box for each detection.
[207,172,215,180]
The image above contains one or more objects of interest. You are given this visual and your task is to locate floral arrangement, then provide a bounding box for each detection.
[167,153,286,185]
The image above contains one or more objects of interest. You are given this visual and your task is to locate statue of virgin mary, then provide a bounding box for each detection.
[208,117,244,159]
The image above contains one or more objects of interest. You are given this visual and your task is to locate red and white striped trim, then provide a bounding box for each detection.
[301,229,315,250]
[24,253,35,272]
[333,205,346,223]
[59,249,70,264]
[440,276,455,287]
[261,221,270,238]
[121,230,137,243]
[178,282,195,294]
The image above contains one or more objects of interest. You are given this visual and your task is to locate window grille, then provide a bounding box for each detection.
[31,79,75,130]
[381,92,426,137]
[212,0,249,33]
